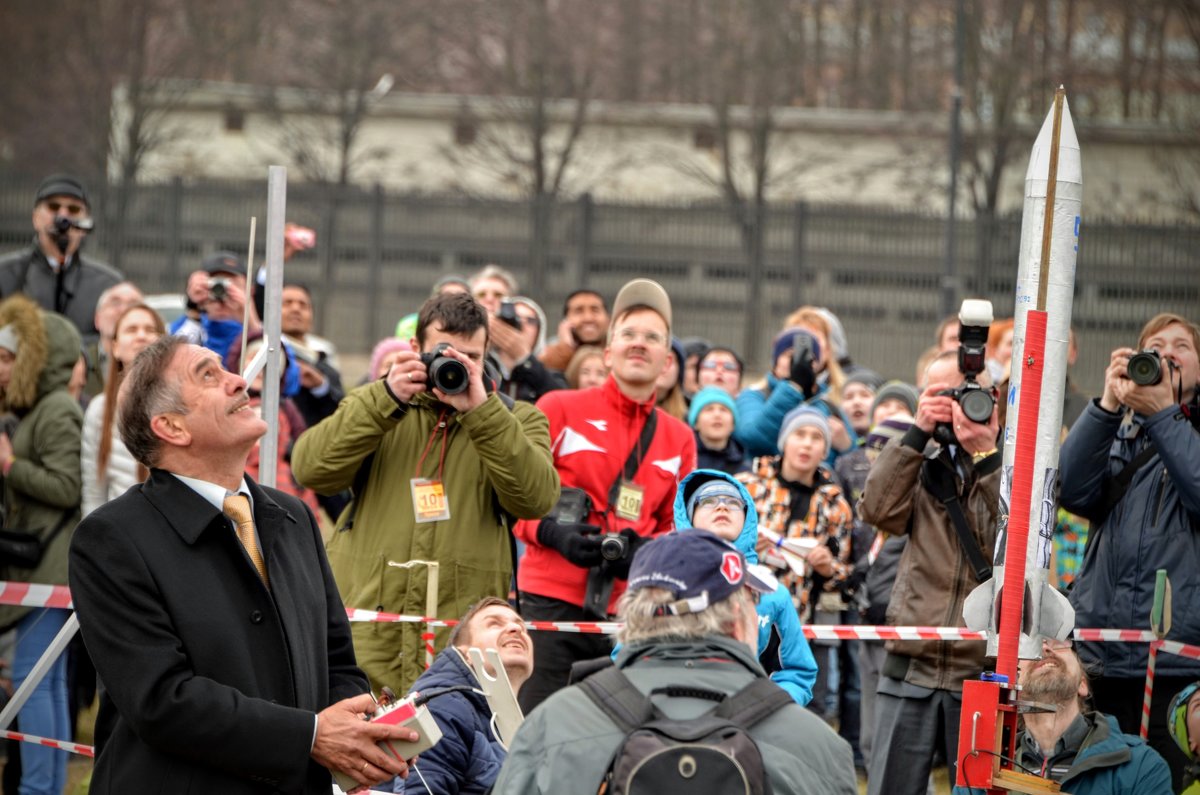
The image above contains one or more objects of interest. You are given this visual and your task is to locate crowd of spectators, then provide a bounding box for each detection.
[0,172,1195,794]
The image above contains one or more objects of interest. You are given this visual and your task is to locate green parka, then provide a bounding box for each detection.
[291,381,558,692]
[0,296,83,630]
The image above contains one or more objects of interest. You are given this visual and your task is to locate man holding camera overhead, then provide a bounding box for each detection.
[858,312,1002,795]
[170,251,260,359]
[0,174,122,346]
[291,292,559,696]
[1059,312,1200,790]
[513,278,696,713]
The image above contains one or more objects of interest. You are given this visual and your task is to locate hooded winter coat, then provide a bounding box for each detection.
[0,296,83,630]
[673,468,818,706]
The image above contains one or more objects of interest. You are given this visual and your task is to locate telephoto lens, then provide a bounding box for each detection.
[1127,350,1163,386]
[959,387,996,423]
[421,343,469,395]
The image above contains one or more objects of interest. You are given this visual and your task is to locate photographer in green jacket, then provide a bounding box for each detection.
[292,292,558,694]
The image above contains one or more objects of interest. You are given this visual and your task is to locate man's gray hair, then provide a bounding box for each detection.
[118,335,189,467]
[616,586,749,647]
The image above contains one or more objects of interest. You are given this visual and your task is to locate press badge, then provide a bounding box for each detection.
[411,478,450,523]
[614,480,645,522]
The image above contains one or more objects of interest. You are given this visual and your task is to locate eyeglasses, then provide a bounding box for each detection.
[696,495,746,512]
[700,360,740,373]
[1042,637,1073,651]
[614,328,666,347]
[45,201,84,215]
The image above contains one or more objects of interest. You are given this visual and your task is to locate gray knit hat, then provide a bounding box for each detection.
[777,405,831,452]
[871,380,920,419]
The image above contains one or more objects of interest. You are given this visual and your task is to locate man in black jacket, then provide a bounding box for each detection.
[0,174,122,346]
[69,335,418,794]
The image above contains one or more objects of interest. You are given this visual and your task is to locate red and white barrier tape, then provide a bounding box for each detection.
[0,582,73,609]
[341,608,1200,653]
[2,730,92,758]
[0,584,1192,654]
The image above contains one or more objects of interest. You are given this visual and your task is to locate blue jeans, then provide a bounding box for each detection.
[13,609,70,795]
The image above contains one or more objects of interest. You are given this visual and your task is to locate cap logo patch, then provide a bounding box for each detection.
[720,552,743,585]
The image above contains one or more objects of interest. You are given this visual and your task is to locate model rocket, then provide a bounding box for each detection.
[962,90,1080,680]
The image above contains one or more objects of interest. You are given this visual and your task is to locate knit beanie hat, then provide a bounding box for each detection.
[687,386,739,429]
[871,380,920,418]
[777,405,831,452]
[865,415,915,459]
[844,368,884,394]
[771,327,821,367]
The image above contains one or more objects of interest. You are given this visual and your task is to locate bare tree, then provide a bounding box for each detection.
[432,0,609,292]
[662,0,810,359]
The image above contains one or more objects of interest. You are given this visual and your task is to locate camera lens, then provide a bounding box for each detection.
[600,534,628,562]
[959,388,995,424]
[429,358,468,395]
[1127,352,1162,386]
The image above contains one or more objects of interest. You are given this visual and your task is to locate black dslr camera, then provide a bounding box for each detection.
[934,299,997,445]
[1127,349,1175,386]
[420,343,469,395]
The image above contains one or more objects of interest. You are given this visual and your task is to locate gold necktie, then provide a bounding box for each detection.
[222,494,269,586]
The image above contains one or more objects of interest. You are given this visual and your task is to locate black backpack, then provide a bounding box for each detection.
[579,665,793,795]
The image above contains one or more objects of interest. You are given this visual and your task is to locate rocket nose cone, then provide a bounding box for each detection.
[1025,95,1082,183]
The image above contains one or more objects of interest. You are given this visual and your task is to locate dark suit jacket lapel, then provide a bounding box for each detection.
[143,469,224,544]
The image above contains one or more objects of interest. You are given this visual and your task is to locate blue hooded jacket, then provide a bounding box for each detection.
[393,647,506,794]
[735,373,857,466]
[673,468,818,706]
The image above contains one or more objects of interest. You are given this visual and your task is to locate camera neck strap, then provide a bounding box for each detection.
[922,456,992,583]
[605,408,658,515]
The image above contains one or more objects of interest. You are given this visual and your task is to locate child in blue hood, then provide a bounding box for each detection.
[674,468,818,705]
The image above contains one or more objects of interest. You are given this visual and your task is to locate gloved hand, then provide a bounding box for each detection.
[601,528,648,581]
[537,517,603,568]
[789,347,817,399]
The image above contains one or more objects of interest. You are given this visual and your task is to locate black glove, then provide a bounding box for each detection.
[601,528,648,581]
[789,346,817,399]
[537,517,603,568]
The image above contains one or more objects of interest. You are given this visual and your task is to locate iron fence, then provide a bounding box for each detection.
[1,176,1197,394]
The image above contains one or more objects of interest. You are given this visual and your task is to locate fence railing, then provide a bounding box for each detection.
[1,177,1197,393]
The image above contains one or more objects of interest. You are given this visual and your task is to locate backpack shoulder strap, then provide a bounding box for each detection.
[578,665,656,733]
[714,677,794,728]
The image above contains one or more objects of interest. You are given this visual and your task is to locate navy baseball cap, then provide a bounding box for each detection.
[627,530,777,616]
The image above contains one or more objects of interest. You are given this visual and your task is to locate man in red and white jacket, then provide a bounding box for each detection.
[514,278,696,711]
